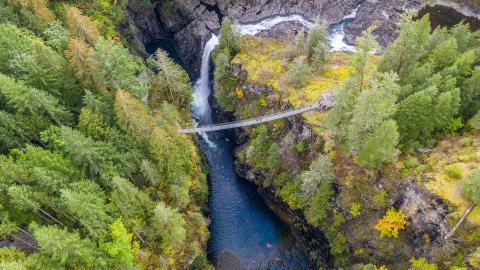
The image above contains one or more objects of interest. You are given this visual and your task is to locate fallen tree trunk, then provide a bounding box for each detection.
[444,204,475,240]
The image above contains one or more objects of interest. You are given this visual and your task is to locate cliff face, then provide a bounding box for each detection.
[121,0,479,78]
[225,61,457,269]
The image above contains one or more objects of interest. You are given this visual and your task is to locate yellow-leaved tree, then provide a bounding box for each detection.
[375,208,408,238]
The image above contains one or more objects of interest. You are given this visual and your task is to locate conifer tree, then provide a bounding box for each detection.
[346,72,399,154]
[66,6,99,44]
[358,120,400,169]
[287,57,311,88]
[0,74,72,125]
[150,49,192,111]
[306,22,328,63]
[395,91,436,150]
[301,154,335,199]
[218,17,240,55]
[378,13,431,76]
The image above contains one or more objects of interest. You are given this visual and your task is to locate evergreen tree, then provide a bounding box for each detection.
[60,180,111,240]
[395,91,436,150]
[0,74,72,125]
[306,22,328,63]
[28,225,106,269]
[78,108,107,140]
[218,17,240,55]
[151,202,186,256]
[378,13,431,76]
[294,29,306,57]
[346,72,399,154]
[43,21,70,53]
[287,57,311,88]
[358,120,400,169]
[65,38,101,92]
[461,66,480,115]
[93,38,146,99]
[66,6,99,44]
[434,89,461,132]
[150,49,192,111]
[301,154,335,198]
[461,170,480,205]
[100,219,138,268]
[213,50,236,111]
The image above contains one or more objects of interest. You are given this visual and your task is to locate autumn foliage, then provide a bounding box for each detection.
[375,208,409,238]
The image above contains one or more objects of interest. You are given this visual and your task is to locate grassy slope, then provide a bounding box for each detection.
[232,36,356,131]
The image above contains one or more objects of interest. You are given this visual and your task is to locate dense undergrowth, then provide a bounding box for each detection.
[215,12,480,270]
[0,1,212,269]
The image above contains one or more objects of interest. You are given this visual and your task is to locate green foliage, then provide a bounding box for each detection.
[28,225,106,270]
[60,180,111,240]
[218,17,240,56]
[0,2,209,269]
[461,170,480,204]
[100,219,138,267]
[330,232,348,256]
[408,257,438,270]
[93,38,146,99]
[307,22,328,62]
[78,108,107,139]
[358,120,400,169]
[152,202,186,256]
[307,22,329,70]
[287,57,312,88]
[43,21,70,53]
[245,125,280,171]
[350,202,362,217]
[0,74,72,125]
[395,91,436,150]
[373,189,388,209]
[149,49,192,111]
[378,13,431,76]
[213,50,237,111]
[447,165,463,180]
[300,154,334,199]
[294,141,306,153]
[0,111,33,152]
[304,176,334,226]
[347,72,399,156]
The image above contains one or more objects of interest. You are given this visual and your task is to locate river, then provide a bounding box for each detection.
[187,13,355,269]
[166,3,480,268]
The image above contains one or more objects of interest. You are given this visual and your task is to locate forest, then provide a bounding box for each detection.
[0,0,212,269]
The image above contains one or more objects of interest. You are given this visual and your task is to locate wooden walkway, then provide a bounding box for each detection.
[179,92,334,134]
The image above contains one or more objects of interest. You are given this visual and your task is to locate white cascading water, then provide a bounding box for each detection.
[191,13,357,141]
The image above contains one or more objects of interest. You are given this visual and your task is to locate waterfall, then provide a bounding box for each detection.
[191,14,356,142]
[189,14,356,268]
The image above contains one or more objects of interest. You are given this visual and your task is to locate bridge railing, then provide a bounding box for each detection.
[188,103,318,130]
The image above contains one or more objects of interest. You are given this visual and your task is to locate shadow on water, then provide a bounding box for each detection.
[418,5,480,30]
[200,132,308,270]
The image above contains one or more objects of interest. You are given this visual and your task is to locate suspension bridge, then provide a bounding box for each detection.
[179,92,335,134]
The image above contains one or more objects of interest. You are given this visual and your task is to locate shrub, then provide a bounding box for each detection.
[373,189,388,208]
[375,208,408,238]
[287,57,311,88]
[294,141,306,153]
[350,202,362,217]
[408,257,438,270]
[447,165,463,180]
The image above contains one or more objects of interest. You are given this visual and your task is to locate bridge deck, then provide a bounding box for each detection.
[179,92,334,134]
